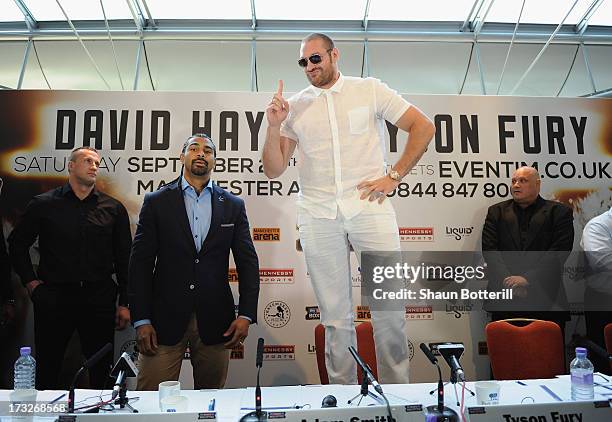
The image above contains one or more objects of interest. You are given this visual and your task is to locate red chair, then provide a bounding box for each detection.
[314,322,377,384]
[486,319,565,380]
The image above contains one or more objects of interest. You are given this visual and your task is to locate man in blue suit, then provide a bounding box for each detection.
[129,134,260,390]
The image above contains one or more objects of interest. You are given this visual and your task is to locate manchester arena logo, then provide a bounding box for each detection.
[356,305,371,321]
[305,306,320,320]
[399,227,434,242]
[405,305,434,320]
[263,345,296,360]
[264,301,291,328]
[253,227,280,241]
[260,268,294,284]
[445,226,474,241]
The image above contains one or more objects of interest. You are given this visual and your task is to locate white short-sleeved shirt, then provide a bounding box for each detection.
[581,207,612,294]
[281,73,411,219]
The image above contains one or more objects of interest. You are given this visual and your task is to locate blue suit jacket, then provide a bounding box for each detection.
[128,179,259,345]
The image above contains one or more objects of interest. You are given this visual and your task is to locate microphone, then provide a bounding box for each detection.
[240,338,267,422]
[256,338,264,368]
[437,343,466,382]
[110,352,139,400]
[420,343,459,422]
[255,338,264,416]
[449,356,465,382]
[577,337,612,362]
[68,343,112,413]
[348,346,383,395]
[84,343,112,369]
[420,342,438,365]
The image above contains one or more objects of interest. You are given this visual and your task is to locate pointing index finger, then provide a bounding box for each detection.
[277,80,284,96]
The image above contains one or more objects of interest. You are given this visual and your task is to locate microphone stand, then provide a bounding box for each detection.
[347,346,393,422]
[67,343,112,413]
[347,364,384,406]
[240,338,267,422]
[67,366,86,414]
[425,362,460,422]
[113,370,137,413]
[428,366,475,406]
[420,343,459,422]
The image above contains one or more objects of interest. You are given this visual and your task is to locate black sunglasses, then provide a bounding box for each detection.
[298,49,332,68]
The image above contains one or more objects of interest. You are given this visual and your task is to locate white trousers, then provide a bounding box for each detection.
[298,200,410,384]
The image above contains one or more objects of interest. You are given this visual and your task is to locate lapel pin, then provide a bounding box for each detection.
[218,196,225,202]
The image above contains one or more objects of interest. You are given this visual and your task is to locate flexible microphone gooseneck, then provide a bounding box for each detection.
[239,338,267,422]
[67,343,112,413]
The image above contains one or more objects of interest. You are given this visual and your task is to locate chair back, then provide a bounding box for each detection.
[486,319,565,380]
[314,322,377,384]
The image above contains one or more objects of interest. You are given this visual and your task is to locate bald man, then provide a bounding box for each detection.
[482,166,574,337]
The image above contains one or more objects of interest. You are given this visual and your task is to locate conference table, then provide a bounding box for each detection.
[2,374,612,421]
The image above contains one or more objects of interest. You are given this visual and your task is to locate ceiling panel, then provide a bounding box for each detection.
[24,0,134,21]
[368,0,476,21]
[485,0,595,25]
[0,0,25,22]
[144,0,251,19]
[256,0,367,20]
[588,0,612,26]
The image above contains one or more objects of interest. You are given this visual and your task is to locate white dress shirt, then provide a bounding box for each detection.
[281,73,411,220]
[581,207,612,294]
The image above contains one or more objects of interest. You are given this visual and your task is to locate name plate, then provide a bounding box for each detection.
[466,400,611,422]
[60,412,216,422]
[255,404,424,422]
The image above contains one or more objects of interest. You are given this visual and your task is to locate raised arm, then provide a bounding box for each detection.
[262,80,297,179]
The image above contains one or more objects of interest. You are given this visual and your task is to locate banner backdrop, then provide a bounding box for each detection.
[0,91,610,388]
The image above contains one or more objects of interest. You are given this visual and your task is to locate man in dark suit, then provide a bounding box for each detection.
[482,166,574,336]
[129,134,259,390]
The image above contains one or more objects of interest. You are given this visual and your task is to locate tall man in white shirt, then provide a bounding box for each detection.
[582,207,612,374]
[262,33,435,384]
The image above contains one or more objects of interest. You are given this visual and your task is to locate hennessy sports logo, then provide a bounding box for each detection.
[405,305,434,320]
[263,345,296,360]
[229,268,294,284]
[399,227,434,242]
[253,227,280,241]
[260,269,294,284]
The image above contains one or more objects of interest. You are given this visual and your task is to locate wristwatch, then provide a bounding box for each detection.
[388,168,403,182]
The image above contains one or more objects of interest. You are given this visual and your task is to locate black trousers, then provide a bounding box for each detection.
[584,288,612,375]
[585,311,612,375]
[32,282,116,390]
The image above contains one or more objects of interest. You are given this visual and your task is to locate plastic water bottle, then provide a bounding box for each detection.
[570,347,594,400]
[13,346,36,390]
